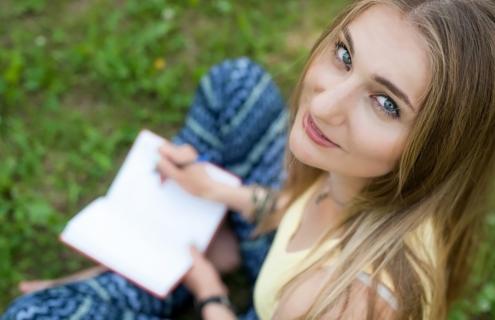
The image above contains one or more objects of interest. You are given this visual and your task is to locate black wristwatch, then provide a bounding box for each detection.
[194,295,236,316]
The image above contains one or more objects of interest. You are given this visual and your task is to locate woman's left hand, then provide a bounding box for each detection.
[183,245,228,300]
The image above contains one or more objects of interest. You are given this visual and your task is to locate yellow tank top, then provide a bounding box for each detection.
[253,177,435,319]
[253,178,341,319]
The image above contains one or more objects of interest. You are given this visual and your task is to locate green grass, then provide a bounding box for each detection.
[0,0,494,318]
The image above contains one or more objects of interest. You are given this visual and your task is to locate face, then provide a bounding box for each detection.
[289,4,430,178]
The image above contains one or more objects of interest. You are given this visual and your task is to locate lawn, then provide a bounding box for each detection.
[1,0,494,319]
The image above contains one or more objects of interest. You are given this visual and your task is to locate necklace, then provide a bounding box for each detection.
[315,190,330,205]
[314,176,347,207]
[315,177,332,205]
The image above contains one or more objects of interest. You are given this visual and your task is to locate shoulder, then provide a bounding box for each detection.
[272,266,398,320]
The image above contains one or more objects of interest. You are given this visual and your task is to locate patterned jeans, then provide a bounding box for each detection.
[1,57,289,320]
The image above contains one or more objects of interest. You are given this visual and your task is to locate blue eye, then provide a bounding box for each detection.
[375,95,401,119]
[334,40,401,120]
[335,41,352,69]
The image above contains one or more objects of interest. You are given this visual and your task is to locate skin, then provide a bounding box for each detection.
[290,4,430,206]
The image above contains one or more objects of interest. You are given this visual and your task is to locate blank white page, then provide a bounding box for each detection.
[60,129,241,297]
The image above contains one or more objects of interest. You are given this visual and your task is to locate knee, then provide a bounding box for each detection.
[206,57,272,95]
[202,57,285,118]
[211,57,267,81]
[206,223,241,274]
[1,287,94,320]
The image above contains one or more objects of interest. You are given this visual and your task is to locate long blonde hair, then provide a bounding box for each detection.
[257,0,495,319]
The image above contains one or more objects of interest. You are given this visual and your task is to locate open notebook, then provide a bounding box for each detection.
[60,129,241,297]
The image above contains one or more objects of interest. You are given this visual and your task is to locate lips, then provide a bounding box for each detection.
[303,113,340,148]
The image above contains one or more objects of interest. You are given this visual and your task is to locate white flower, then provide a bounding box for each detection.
[161,8,175,21]
[35,35,46,47]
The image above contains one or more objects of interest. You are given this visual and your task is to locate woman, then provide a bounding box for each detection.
[4,0,495,319]
[177,0,495,319]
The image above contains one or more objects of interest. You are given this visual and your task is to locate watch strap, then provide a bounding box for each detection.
[195,295,235,315]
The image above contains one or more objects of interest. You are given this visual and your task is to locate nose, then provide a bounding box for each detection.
[311,76,357,126]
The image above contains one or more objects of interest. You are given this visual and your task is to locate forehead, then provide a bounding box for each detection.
[345,4,431,110]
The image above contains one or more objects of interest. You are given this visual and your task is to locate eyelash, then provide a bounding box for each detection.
[334,41,401,120]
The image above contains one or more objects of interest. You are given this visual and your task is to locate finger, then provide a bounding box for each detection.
[187,245,200,270]
[189,245,205,262]
[158,141,176,159]
[180,144,198,160]
[172,145,197,164]
[156,157,182,181]
[159,143,197,165]
[158,139,178,157]
[189,244,199,257]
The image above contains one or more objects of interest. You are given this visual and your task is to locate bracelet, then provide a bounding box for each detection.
[250,184,279,224]
[194,295,236,315]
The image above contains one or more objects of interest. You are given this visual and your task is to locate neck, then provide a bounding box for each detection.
[318,172,368,208]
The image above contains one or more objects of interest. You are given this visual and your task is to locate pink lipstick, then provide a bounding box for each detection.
[303,113,340,148]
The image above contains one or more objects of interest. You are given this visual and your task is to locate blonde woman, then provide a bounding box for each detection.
[179,0,495,319]
[4,0,495,319]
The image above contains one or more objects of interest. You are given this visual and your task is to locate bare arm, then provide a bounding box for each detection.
[200,304,237,320]
[183,246,237,320]
[50,265,108,286]
[157,140,289,223]
[209,183,260,222]
[19,265,109,293]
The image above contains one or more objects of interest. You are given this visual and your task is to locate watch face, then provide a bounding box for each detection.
[195,295,235,314]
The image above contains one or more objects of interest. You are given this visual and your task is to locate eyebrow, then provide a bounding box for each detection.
[341,26,415,113]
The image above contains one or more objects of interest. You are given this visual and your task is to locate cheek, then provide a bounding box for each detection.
[288,109,326,169]
[348,123,406,177]
[288,111,310,160]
